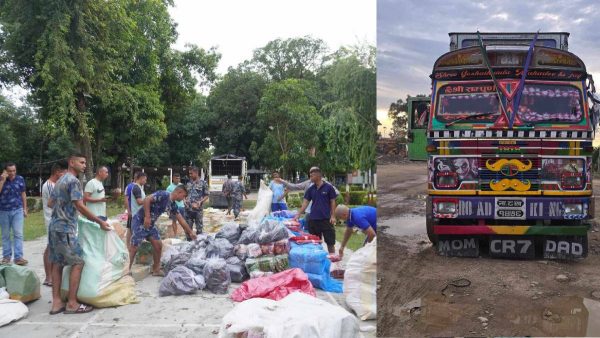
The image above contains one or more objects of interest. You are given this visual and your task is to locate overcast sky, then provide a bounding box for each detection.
[2,0,375,104]
[377,0,600,130]
[169,0,376,75]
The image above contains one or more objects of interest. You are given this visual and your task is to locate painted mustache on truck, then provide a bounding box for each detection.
[490,178,532,191]
[485,159,533,173]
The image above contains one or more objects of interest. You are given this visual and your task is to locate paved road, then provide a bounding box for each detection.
[1,235,375,337]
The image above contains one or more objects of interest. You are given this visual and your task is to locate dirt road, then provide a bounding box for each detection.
[377,161,600,337]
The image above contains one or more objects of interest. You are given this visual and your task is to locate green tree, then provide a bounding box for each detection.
[251,36,328,81]
[319,45,376,172]
[388,98,408,141]
[206,66,268,166]
[256,79,322,176]
[0,0,219,179]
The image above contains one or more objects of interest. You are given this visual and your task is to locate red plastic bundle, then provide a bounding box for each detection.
[328,254,344,279]
[231,268,316,302]
[290,235,321,243]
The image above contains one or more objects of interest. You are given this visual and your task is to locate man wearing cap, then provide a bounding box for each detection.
[335,204,376,258]
[293,167,338,254]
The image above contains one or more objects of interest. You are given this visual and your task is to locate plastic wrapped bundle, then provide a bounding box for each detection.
[288,243,328,275]
[344,239,376,320]
[216,222,242,244]
[271,254,289,273]
[159,266,201,297]
[185,251,208,275]
[203,257,231,294]
[260,243,274,256]
[161,246,180,266]
[227,264,249,283]
[270,210,298,219]
[273,240,290,255]
[257,219,290,244]
[194,275,206,290]
[164,252,192,274]
[204,243,220,259]
[289,243,342,293]
[246,243,262,258]
[230,268,315,302]
[214,238,234,259]
[246,181,273,227]
[234,244,248,260]
[238,227,260,245]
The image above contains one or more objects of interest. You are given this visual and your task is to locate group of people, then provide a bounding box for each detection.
[1,159,376,316]
[221,174,248,219]
[270,166,377,256]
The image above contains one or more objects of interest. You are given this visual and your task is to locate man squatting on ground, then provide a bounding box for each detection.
[335,204,377,258]
[128,185,197,276]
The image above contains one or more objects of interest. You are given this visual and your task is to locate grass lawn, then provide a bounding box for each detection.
[24,201,126,241]
[24,200,257,241]
[334,224,366,252]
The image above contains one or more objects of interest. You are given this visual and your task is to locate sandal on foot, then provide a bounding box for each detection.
[152,270,165,277]
[1,257,10,265]
[49,306,66,315]
[43,281,53,287]
[64,304,94,314]
[14,258,28,266]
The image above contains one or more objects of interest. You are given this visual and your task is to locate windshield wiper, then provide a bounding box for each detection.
[445,112,498,127]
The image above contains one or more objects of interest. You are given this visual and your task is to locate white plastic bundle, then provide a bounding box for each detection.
[246,180,273,227]
[344,238,377,320]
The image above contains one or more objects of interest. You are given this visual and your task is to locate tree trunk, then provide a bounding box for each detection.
[75,92,94,180]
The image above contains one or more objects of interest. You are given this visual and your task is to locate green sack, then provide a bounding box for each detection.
[0,264,41,303]
[61,217,138,307]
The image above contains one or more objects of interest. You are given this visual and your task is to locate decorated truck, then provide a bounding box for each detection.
[208,154,247,208]
[423,32,600,259]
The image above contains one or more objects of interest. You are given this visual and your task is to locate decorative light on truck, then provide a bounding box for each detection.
[431,157,478,190]
[433,198,458,218]
[541,158,585,190]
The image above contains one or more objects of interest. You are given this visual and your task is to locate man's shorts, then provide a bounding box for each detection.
[308,219,335,247]
[131,215,160,247]
[48,231,84,266]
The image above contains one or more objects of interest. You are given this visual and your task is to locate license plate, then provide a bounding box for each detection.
[438,236,479,257]
[489,236,535,259]
[543,236,587,259]
[496,209,524,218]
[495,197,526,220]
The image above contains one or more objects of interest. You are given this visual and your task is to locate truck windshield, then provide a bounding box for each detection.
[435,86,500,123]
[517,84,583,123]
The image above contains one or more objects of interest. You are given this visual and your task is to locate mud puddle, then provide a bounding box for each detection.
[395,293,600,336]
[380,215,426,237]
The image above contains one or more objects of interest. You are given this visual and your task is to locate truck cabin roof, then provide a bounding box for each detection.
[431,46,587,82]
[448,32,570,51]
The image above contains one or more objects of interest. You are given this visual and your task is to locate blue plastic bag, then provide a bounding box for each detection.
[289,242,342,293]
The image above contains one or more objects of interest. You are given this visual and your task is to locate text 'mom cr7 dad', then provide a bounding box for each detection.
[419,32,600,259]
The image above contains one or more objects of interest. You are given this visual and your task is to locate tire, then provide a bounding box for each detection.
[426,196,438,245]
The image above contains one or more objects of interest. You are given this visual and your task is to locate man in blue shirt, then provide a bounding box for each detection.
[294,167,338,253]
[128,186,196,276]
[0,162,28,265]
[269,171,288,212]
[335,204,376,258]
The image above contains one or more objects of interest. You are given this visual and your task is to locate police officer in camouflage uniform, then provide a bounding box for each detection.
[184,167,208,239]
[231,175,248,220]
